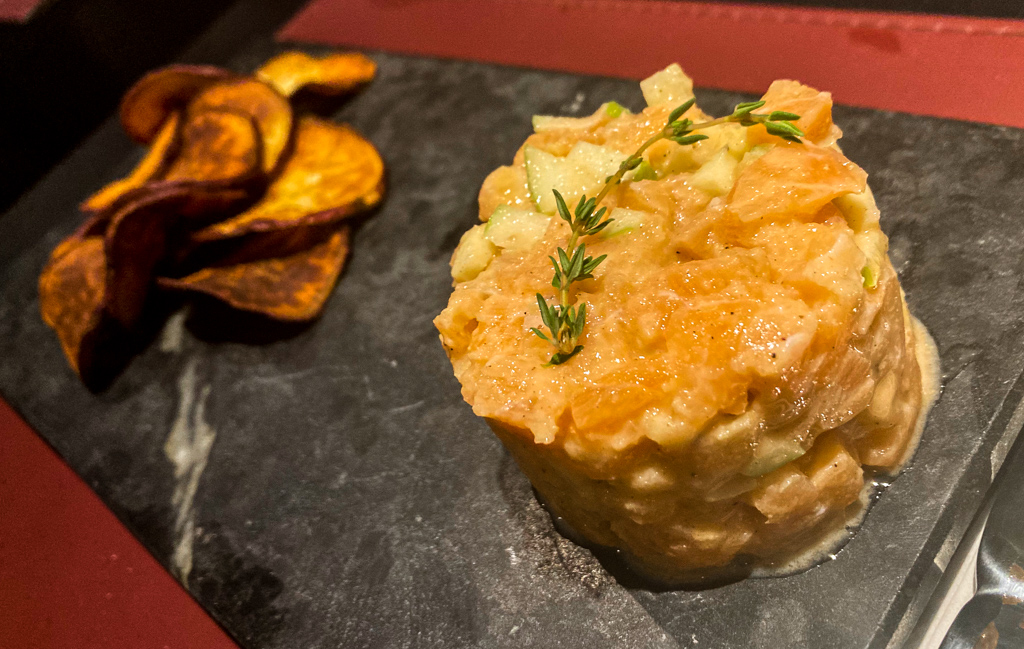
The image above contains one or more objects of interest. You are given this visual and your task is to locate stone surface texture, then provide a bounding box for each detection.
[2,41,1024,649]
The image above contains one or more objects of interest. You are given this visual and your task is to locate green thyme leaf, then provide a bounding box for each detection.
[579,197,597,222]
[585,219,612,236]
[764,120,804,139]
[548,256,562,289]
[557,247,572,274]
[583,254,607,274]
[536,294,559,336]
[605,101,627,118]
[732,100,766,118]
[533,90,803,366]
[531,327,552,342]
[572,303,587,339]
[619,158,640,173]
[568,244,586,280]
[553,189,572,223]
[670,133,710,146]
[668,118,693,137]
[544,345,584,367]
[668,98,696,123]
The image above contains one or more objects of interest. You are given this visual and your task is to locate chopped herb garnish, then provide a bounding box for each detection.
[534,97,804,365]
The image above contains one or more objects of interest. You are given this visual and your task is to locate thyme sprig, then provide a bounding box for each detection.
[532,97,804,366]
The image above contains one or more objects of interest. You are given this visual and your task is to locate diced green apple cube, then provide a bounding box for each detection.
[854,229,888,289]
[861,266,878,289]
[531,112,602,132]
[705,475,758,501]
[484,205,550,251]
[599,208,650,239]
[717,123,751,160]
[690,147,739,196]
[631,160,657,181]
[735,144,774,177]
[524,145,569,213]
[531,102,631,133]
[450,224,496,282]
[834,186,880,232]
[742,436,807,477]
[605,101,629,118]
[524,142,626,215]
[640,63,695,108]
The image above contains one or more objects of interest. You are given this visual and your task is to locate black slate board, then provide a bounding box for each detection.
[3,38,1024,649]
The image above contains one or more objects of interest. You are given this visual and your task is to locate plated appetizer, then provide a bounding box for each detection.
[435,64,936,579]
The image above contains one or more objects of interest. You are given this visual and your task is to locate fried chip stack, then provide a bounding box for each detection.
[39,51,384,382]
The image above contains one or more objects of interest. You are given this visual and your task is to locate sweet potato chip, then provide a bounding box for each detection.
[41,185,242,380]
[120,65,234,144]
[81,110,261,240]
[46,52,387,383]
[187,79,292,174]
[191,117,383,243]
[102,183,254,238]
[256,51,376,98]
[81,112,181,216]
[39,235,107,376]
[102,189,180,328]
[162,109,261,186]
[159,227,350,321]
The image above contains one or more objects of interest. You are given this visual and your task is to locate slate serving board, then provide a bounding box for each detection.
[3,39,1024,649]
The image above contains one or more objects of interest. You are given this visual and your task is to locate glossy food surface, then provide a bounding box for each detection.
[435,67,925,571]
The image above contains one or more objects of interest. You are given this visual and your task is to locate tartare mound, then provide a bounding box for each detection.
[435,64,924,572]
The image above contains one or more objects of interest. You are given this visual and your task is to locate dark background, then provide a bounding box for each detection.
[0,0,1020,214]
[0,0,306,213]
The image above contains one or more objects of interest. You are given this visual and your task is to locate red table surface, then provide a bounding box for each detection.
[0,0,46,22]
[281,0,1024,129]
[4,1,1024,646]
[0,401,238,649]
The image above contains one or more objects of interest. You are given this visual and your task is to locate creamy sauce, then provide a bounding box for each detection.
[908,317,943,461]
[750,316,941,578]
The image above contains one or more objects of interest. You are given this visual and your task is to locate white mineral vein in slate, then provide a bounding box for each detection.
[159,308,187,354]
[164,357,217,585]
